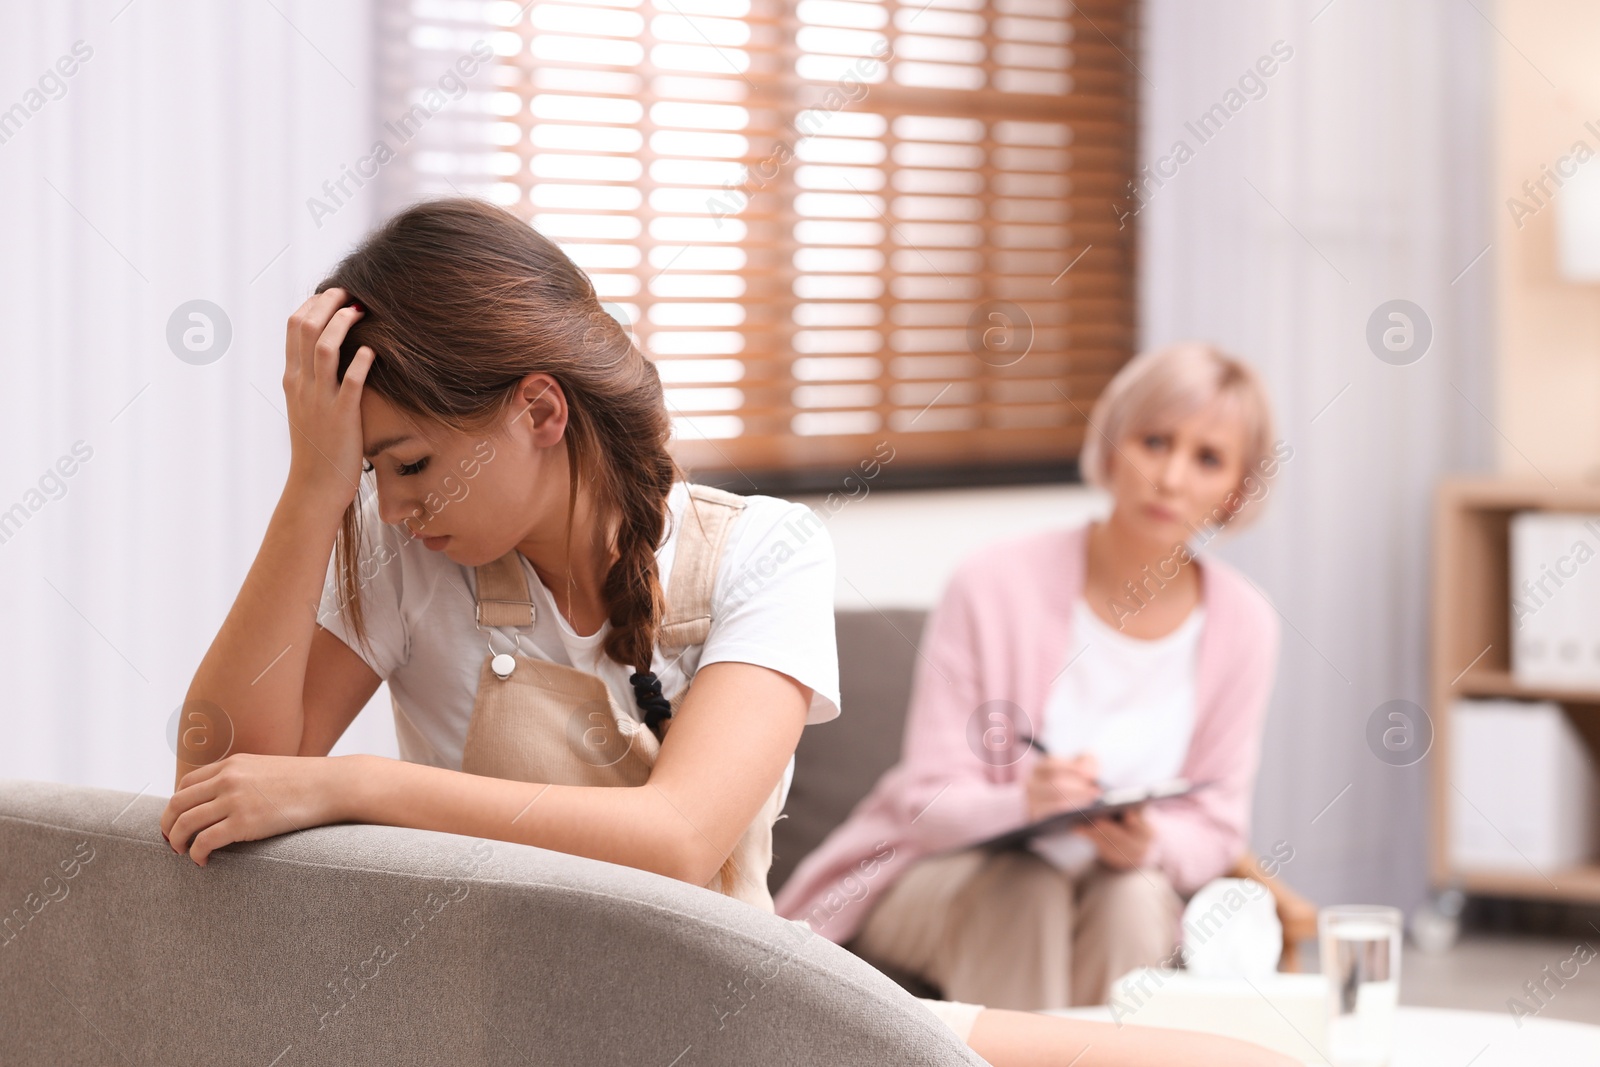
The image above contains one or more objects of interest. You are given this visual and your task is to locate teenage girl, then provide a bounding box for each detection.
[160,198,1293,1067]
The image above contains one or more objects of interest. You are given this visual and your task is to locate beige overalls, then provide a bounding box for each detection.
[443,482,785,911]
[392,482,987,1042]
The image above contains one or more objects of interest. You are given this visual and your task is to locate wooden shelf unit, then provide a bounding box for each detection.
[1431,477,1600,904]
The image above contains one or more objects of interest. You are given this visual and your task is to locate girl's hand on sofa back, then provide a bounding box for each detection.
[161,752,358,866]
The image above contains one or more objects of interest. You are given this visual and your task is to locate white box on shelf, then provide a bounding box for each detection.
[1449,698,1598,871]
[1510,511,1600,689]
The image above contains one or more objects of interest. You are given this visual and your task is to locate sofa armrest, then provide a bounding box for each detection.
[0,779,984,1067]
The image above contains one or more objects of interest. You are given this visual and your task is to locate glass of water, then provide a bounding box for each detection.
[1319,905,1402,1067]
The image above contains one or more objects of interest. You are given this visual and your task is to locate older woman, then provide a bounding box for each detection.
[775,341,1287,1011]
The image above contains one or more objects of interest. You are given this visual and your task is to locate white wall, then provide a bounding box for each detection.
[792,484,1109,610]
[1494,0,1600,480]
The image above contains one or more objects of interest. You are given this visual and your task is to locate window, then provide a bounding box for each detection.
[378,0,1138,490]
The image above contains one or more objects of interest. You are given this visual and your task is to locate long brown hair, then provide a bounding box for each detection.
[315,198,743,893]
[318,196,680,681]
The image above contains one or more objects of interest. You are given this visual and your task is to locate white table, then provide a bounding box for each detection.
[1046,1005,1600,1064]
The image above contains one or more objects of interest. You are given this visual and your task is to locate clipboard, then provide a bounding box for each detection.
[972,778,1212,852]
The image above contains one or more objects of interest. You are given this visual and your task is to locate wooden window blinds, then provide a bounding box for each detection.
[376,0,1137,486]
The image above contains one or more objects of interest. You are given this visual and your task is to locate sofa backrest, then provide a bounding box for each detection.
[0,778,983,1066]
[770,608,928,894]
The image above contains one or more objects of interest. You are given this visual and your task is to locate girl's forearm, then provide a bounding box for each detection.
[179,480,347,789]
[341,754,726,885]
[969,1008,1298,1067]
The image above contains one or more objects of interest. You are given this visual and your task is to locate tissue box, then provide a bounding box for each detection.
[1104,969,1329,1065]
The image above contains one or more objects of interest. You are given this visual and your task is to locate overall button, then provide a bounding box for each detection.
[491,653,516,679]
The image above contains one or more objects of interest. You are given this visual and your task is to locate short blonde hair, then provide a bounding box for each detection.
[1079,341,1280,528]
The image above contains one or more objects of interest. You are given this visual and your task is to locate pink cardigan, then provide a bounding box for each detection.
[773,522,1282,945]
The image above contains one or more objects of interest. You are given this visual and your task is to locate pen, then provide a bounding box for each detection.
[1018,733,1107,793]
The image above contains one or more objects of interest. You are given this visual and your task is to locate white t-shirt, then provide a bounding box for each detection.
[1030,596,1205,874]
[316,481,841,808]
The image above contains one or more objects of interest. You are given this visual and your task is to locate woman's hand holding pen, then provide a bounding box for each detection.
[1019,736,1158,868]
[1024,747,1102,822]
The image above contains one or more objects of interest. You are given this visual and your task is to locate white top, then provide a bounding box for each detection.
[1030,596,1205,874]
[316,481,842,808]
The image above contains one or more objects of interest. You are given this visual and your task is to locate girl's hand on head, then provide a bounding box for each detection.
[1025,751,1101,821]
[160,752,360,866]
[283,286,376,511]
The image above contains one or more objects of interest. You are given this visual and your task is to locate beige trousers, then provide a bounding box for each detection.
[850,847,1183,1010]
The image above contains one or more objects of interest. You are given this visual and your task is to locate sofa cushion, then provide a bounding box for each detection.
[770,608,927,894]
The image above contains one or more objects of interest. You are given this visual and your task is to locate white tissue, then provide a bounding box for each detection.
[1180,877,1283,978]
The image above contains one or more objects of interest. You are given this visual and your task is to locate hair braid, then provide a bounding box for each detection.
[601,444,674,727]
[588,371,747,897]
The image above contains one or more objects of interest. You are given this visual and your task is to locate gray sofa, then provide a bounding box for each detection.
[0,612,990,1065]
[770,608,943,996]
[770,609,929,899]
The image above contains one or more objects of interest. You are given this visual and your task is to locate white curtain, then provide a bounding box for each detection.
[1139,1,1495,907]
[0,1,398,794]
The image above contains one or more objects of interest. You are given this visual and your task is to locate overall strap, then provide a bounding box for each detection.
[471,482,747,642]
[659,483,747,651]
[472,552,535,627]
